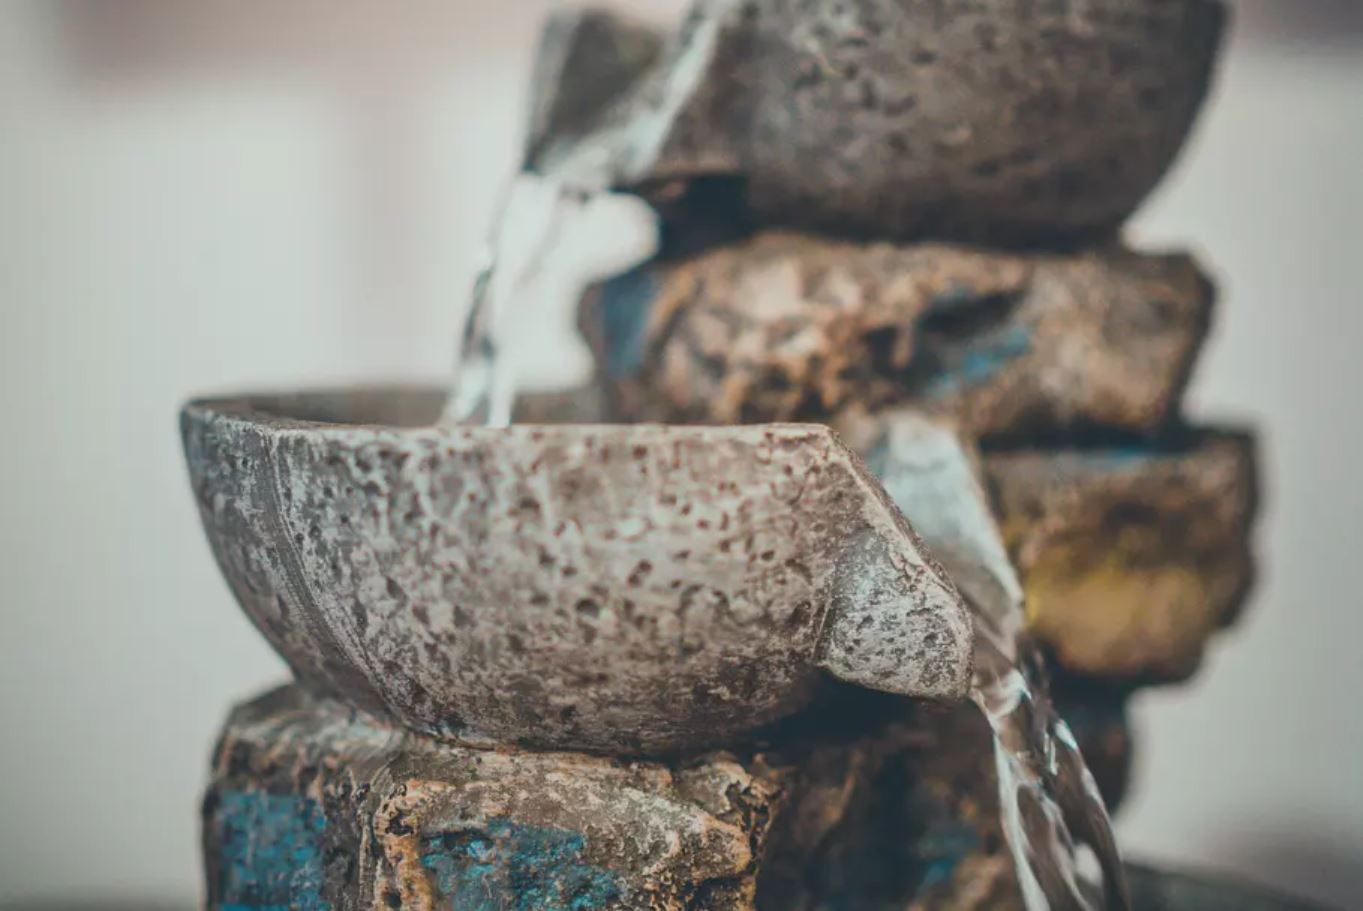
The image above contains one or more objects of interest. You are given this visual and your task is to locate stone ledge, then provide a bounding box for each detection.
[580,233,1213,442]
[984,429,1259,681]
[204,684,1132,911]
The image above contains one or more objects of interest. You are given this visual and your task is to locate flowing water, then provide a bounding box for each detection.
[972,622,1132,911]
[874,422,1132,911]
[444,1,732,426]
[442,3,1131,908]
[442,175,587,426]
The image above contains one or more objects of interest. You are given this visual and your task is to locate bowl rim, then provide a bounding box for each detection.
[181,382,844,442]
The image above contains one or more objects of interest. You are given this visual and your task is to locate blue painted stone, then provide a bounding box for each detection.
[1074,446,1163,471]
[212,790,329,911]
[920,325,1033,398]
[915,820,981,889]
[596,268,658,379]
[421,819,621,911]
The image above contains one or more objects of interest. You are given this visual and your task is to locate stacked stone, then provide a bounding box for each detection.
[583,238,1258,687]
[560,0,1255,906]
[198,2,1257,909]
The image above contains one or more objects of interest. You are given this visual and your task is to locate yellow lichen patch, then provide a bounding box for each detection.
[1018,523,1222,679]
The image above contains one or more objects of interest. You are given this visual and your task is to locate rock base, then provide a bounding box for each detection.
[204,684,1131,911]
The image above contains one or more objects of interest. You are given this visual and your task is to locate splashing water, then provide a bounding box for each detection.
[868,417,1131,910]
[972,622,1132,911]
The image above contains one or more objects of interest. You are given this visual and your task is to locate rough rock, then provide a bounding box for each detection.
[181,385,972,755]
[983,429,1259,681]
[204,684,1133,911]
[762,688,1133,911]
[521,387,1257,683]
[202,685,784,911]
[580,233,1213,441]
[528,0,1226,245]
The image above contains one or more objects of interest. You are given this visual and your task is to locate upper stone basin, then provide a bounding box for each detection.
[530,0,1227,245]
[181,385,973,754]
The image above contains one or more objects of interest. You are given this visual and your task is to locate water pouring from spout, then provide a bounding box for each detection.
[869,413,1132,911]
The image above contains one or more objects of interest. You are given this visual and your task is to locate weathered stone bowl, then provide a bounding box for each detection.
[181,385,973,754]
[530,0,1227,245]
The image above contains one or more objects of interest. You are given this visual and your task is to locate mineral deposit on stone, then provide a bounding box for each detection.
[204,684,1133,911]
[580,233,1213,441]
[529,0,1226,244]
[984,430,1259,681]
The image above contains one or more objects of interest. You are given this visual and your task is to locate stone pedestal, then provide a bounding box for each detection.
[204,684,1132,911]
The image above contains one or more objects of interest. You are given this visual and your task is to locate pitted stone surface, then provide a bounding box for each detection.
[984,430,1259,681]
[182,386,972,754]
[580,234,1213,441]
[529,0,1225,244]
[846,410,1025,646]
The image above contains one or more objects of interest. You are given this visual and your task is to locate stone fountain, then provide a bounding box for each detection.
[183,2,1321,909]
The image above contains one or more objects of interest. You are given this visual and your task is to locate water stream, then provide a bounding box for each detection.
[444,1,731,426]
[872,420,1132,911]
[441,174,585,426]
[973,620,1132,911]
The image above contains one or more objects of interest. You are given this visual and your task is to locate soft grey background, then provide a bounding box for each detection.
[0,1,1359,907]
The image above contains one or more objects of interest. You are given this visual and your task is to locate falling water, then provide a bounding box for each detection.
[972,622,1132,911]
[444,2,732,426]
[442,175,587,426]
[869,418,1131,911]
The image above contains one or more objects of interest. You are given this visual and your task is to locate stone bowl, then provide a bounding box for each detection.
[529,0,1227,245]
[181,384,973,754]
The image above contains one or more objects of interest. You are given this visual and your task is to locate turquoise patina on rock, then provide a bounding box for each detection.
[920,325,1033,398]
[421,819,622,911]
[594,267,657,379]
[1075,446,1165,472]
[914,818,983,890]
[212,789,329,911]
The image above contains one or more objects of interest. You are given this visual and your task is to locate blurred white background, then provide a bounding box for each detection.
[0,1,1360,907]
